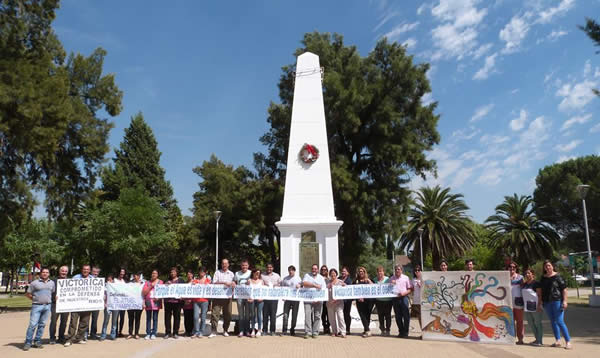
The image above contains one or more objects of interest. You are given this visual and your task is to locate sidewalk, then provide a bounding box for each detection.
[1,304,598,358]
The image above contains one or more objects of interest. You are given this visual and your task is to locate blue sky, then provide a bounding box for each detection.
[51,0,600,223]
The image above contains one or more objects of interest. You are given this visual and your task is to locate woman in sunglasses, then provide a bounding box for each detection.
[509,262,525,345]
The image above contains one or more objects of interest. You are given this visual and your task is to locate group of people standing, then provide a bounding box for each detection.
[22,257,573,350]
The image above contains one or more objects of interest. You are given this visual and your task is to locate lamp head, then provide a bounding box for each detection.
[577,185,590,200]
[417,228,424,235]
[214,210,222,221]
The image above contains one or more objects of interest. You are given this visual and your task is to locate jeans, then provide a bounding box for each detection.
[101,308,116,339]
[304,302,322,335]
[249,301,264,332]
[343,300,352,334]
[193,301,209,335]
[375,300,392,333]
[543,301,571,342]
[115,310,125,335]
[25,304,51,344]
[49,303,69,342]
[327,301,345,335]
[88,309,100,338]
[393,296,410,336]
[145,310,159,336]
[127,310,142,336]
[525,311,544,344]
[164,301,183,336]
[237,299,251,334]
[282,300,299,333]
[262,300,278,333]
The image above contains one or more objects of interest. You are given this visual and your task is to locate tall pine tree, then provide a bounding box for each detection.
[101,112,182,233]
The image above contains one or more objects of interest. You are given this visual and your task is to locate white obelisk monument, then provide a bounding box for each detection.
[276,52,343,277]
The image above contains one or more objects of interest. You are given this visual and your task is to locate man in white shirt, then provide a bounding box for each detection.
[281,265,301,336]
[302,264,326,339]
[234,260,251,337]
[261,263,281,335]
[209,259,235,338]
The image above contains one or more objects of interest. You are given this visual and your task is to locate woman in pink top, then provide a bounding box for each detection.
[142,269,163,340]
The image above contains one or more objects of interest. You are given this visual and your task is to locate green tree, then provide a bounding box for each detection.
[101,112,182,233]
[533,155,599,252]
[579,17,600,95]
[398,186,475,270]
[256,32,440,268]
[190,155,269,272]
[0,0,123,236]
[74,187,176,274]
[485,194,559,268]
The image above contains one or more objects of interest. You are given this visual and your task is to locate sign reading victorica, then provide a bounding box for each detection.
[332,284,396,300]
[56,278,105,313]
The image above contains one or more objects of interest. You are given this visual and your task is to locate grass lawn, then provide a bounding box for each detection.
[0,295,32,309]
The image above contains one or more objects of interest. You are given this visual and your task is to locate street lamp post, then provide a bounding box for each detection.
[214,211,222,274]
[577,185,596,300]
[417,228,424,271]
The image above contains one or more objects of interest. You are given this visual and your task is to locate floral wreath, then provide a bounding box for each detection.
[299,143,319,164]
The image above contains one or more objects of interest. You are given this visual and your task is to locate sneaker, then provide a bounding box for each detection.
[23,344,31,351]
[238,332,244,338]
[223,332,229,337]
[49,340,56,345]
[150,335,156,340]
[33,342,43,349]
[144,336,151,340]
[304,334,310,339]
[208,333,217,338]
[312,334,318,339]
[164,334,170,339]
[256,331,261,337]
[173,335,179,340]
[362,331,371,338]
[64,341,72,347]
[251,331,256,338]
[341,334,346,338]
[79,340,87,344]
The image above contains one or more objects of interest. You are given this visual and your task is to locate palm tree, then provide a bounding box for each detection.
[485,194,558,267]
[398,186,476,270]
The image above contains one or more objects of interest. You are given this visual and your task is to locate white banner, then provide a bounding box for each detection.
[151,284,233,299]
[234,285,328,302]
[107,282,143,311]
[56,278,105,313]
[150,284,328,302]
[421,271,515,345]
[332,284,396,300]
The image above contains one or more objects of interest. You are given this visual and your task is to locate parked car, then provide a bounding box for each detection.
[586,273,600,280]
[574,275,588,282]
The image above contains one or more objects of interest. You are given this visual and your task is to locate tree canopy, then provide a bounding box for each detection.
[256,32,440,268]
[0,0,123,239]
[486,194,558,268]
[533,155,599,252]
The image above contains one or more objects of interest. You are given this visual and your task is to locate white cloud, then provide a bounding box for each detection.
[475,163,504,186]
[591,123,600,133]
[430,0,488,60]
[450,166,474,188]
[373,11,400,32]
[556,139,583,152]
[511,88,520,94]
[421,92,434,106]
[584,60,592,77]
[417,3,431,15]
[480,134,510,144]
[537,0,575,24]
[561,113,593,131]
[402,38,417,49]
[504,152,524,166]
[556,80,597,112]
[473,43,493,59]
[452,127,480,140]
[549,29,568,41]
[520,116,550,147]
[470,103,494,122]
[499,14,530,53]
[473,53,498,80]
[382,22,420,41]
[556,155,576,163]
[510,109,528,131]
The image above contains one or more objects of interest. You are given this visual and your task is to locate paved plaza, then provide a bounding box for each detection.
[0,303,598,358]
